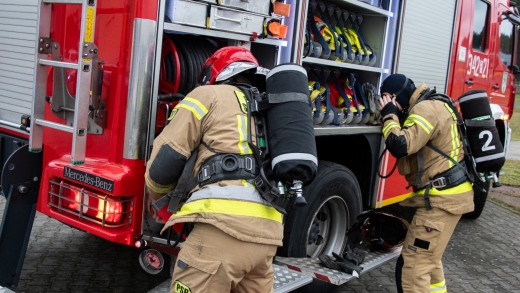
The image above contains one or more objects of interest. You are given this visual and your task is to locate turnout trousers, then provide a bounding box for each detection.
[395,207,462,293]
[171,223,278,293]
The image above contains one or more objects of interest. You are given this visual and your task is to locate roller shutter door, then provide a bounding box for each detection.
[0,0,38,126]
[396,0,458,94]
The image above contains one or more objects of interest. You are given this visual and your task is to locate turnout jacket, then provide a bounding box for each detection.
[382,83,474,214]
[145,85,283,246]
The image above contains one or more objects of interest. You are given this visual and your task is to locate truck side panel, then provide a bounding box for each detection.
[377,0,458,206]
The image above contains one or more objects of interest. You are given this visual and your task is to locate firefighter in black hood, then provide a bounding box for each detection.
[379,74,474,293]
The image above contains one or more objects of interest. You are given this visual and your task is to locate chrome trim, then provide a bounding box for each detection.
[38,59,79,70]
[124,18,158,160]
[0,119,30,133]
[35,119,73,133]
[314,125,382,136]
[43,0,83,3]
[146,0,167,163]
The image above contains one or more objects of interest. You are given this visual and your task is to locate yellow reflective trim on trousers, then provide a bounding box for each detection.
[430,279,446,293]
[237,115,252,155]
[407,114,433,134]
[414,181,472,195]
[444,103,457,120]
[449,123,460,168]
[383,122,400,137]
[174,198,283,223]
[177,97,208,120]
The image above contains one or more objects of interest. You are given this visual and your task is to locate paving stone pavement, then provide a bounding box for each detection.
[3,196,520,293]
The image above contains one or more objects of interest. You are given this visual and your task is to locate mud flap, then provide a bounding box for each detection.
[0,145,43,287]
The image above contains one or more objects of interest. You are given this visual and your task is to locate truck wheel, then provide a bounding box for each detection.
[278,161,362,258]
[462,179,491,219]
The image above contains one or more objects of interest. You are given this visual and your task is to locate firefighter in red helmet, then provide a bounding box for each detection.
[145,47,282,293]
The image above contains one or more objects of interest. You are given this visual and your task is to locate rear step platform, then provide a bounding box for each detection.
[273,264,313,293]
[274,247,402,286]
[147,249,400,293]
[147,264,312,293]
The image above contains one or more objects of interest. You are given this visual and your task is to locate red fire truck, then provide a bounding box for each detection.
[0,0,519,291]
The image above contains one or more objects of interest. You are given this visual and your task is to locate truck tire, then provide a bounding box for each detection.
[278,161,362,258]
[462,179,491,219]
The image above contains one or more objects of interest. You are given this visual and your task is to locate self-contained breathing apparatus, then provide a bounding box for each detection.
[153,63,318,246]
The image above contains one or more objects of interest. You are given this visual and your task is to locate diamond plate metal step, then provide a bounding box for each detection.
[274,247,402,285]
[273,264,313,293]
[147,264,312,293]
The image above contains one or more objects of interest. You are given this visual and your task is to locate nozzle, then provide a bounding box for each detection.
[491,173,502,188]
[290,180,307,207]
[277,181,285,195]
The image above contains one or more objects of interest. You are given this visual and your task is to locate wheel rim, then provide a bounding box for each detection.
[306,195,349,258]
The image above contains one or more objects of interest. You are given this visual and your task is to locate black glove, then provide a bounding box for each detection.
[319,253,364,275]
[343,246,366,266]
[380,102,398,117]
[332,252,364,274]
[318,254,344,271]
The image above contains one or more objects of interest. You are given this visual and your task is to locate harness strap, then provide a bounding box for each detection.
[308,2,331,56]
[194,154,258,188]
[426,142,473,184]
[152,149,199,213]
[330,76,351,115]
[423,183,433,210]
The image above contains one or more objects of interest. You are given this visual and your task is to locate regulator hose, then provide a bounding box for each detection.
[378,147,398,179]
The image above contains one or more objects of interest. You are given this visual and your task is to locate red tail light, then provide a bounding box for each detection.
[49,179,132,227]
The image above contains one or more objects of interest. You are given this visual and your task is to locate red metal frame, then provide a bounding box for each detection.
[0,126,29,140]
[33,0,157,246]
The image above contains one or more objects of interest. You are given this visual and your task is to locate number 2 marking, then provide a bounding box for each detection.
[479,130,496,152]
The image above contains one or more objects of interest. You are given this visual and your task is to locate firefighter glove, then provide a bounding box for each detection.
[380,101,398,117]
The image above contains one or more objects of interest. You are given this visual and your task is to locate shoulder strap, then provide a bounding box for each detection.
[152,149,199,213]
[425,142,473,183]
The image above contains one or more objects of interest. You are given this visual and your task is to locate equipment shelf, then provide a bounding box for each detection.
[163,22,288,47]
[329,0,394,17]
[303,57,389,73]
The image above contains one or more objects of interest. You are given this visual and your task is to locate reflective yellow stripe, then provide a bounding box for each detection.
[414,181,472,196]
[407,114,433,134]
[176,97,208,120]
[174,198,283,223]
[383,122,400,137]
[242,179,254,188]
[430,279,447,293]
[403,121,415,127]
[449,123,460,168]
[237,115,252,155]
[145,176,174,194]
[444,103,457,120]
[381,192,413,206]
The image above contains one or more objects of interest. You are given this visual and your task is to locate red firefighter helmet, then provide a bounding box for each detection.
[198,46,260,85]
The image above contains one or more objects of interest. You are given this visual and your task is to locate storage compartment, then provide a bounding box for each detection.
[167,0,279,36]
[208,5,266,35]
[199,0,271,16]
[167,0,207,27]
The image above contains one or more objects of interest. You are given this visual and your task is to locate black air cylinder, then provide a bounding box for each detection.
[265,63,317,184]
[458,90,505,173]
